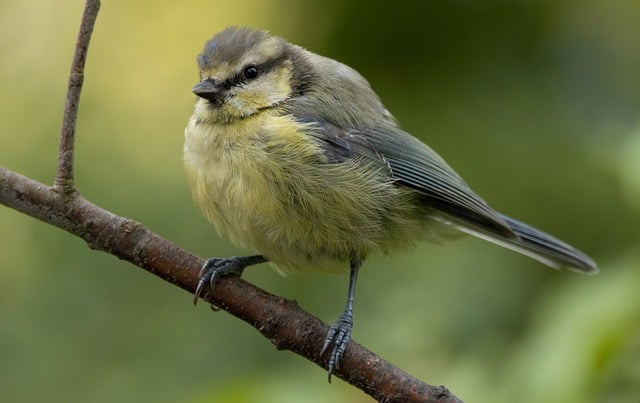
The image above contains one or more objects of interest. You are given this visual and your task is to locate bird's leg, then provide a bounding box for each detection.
[321,259,361,382]
[193,255,267,305]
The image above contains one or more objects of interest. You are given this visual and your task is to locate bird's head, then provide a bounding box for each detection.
[192,27,308,123]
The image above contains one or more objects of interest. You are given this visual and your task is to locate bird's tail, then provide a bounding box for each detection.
[444,213,598,274]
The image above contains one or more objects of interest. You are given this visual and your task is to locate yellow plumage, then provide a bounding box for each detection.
[185,27,596,379]
[184,112,426,273]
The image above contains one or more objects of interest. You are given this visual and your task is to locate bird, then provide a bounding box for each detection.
[183,26,597,381]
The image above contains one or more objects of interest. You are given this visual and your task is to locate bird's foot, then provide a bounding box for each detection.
[321,310,353,382]
[193,256,255,305]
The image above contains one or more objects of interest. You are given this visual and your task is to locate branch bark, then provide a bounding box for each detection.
[0,1,463,401]
[0,167,461,403]
[55,0,100,192]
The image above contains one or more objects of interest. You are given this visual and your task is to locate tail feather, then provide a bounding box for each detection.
[441,213,598,274]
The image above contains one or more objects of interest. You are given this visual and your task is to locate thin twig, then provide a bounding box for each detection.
[54,0,101,193]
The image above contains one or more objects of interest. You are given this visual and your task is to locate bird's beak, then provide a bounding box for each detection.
[192,78,224,104]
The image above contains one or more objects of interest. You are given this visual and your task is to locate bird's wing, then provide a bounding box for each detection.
[297,117,597,273]
[301,118,516,239]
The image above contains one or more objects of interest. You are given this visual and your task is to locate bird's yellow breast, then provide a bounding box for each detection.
[184,111,425,273]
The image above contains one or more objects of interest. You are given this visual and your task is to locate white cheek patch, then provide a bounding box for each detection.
[259,64,293,105]
[208,62,294,120]
[226,95,255,117]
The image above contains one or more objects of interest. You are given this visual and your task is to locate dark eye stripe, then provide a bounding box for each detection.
[227,54,289,87]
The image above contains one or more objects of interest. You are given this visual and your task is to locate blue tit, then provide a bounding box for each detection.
[184,27,597,380]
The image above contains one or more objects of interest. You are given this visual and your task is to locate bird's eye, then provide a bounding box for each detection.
[243,65,259,80]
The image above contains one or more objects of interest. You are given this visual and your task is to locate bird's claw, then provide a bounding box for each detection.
[193,256,247,305]
[321,312,353,382]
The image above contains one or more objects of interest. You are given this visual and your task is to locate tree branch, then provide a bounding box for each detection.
[1,1,463,401]
[55,0,100,192]
[0,167,461,403]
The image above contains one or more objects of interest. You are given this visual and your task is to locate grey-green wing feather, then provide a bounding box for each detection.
[304,119,516,239]
[364,126,514,237]
[300,119,597,273]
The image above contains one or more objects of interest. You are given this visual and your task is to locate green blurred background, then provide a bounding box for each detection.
[1,0,639,402]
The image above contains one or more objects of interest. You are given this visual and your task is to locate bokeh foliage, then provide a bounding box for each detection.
[1,1,639,402]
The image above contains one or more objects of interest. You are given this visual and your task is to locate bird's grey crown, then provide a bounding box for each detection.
[197,27,274,69]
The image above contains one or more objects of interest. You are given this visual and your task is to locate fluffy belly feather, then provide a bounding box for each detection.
[184,113,425,273]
